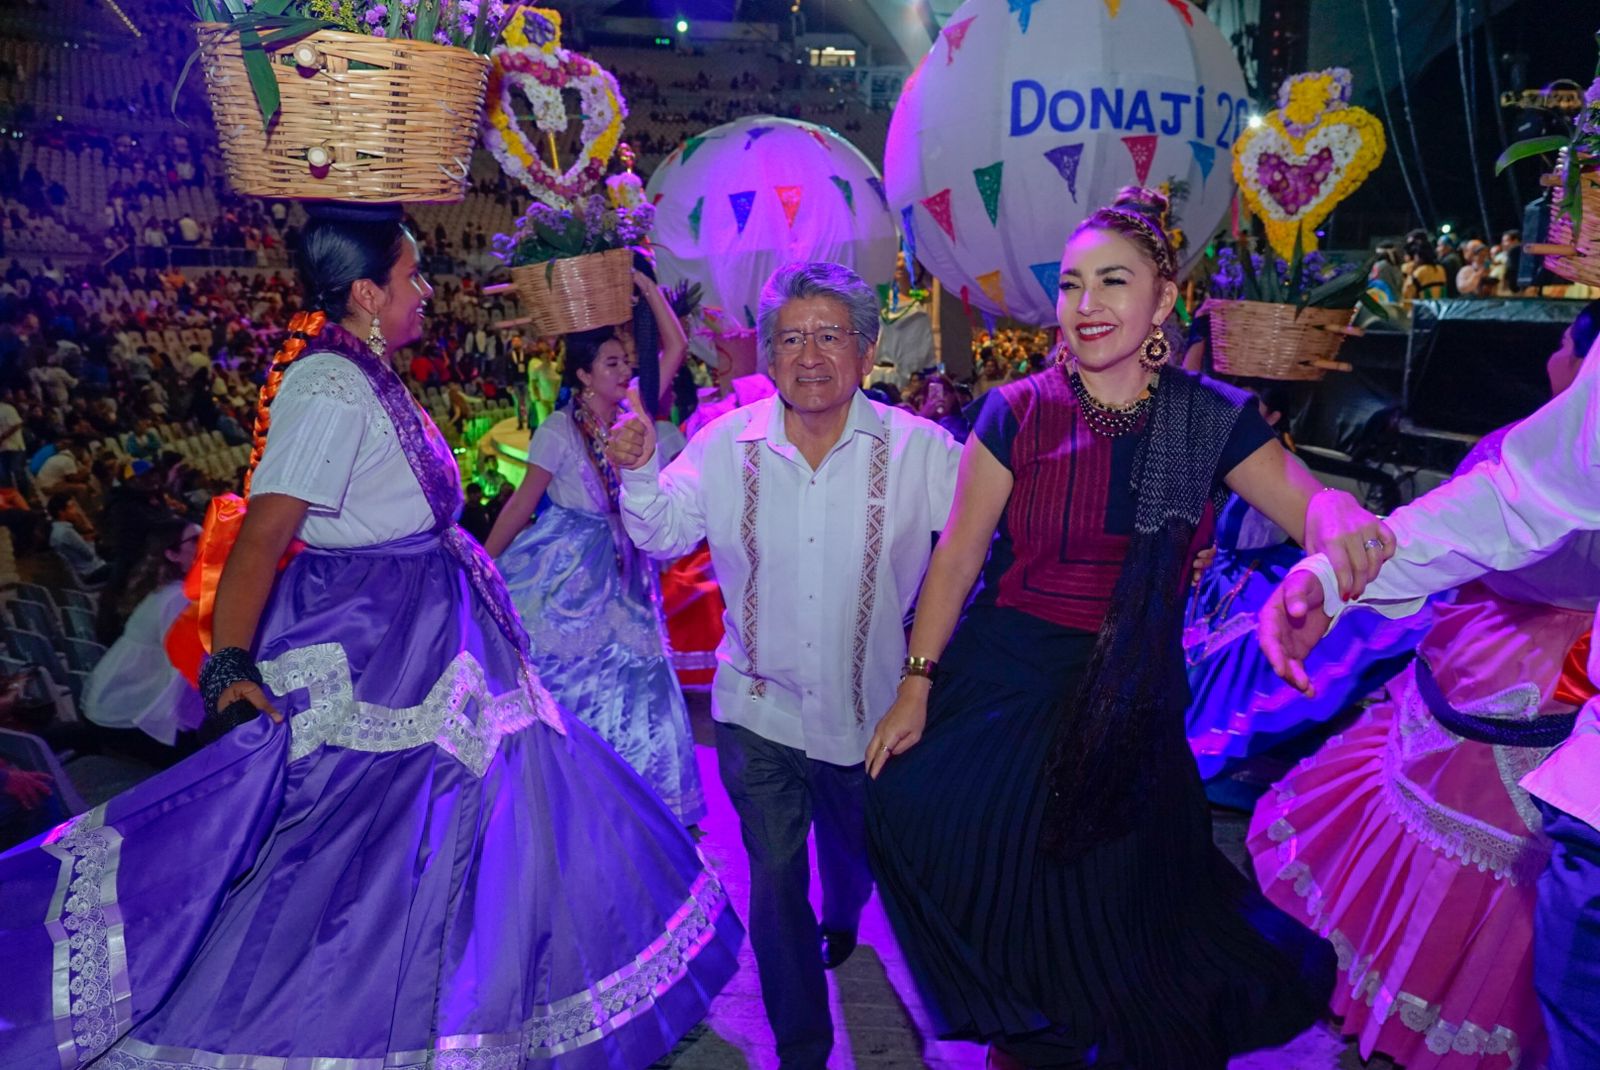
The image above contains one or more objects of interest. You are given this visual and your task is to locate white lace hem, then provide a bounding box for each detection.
[81,869,731,1070]
[261,643,564,777]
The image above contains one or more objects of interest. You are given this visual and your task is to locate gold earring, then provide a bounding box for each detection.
[367,316,385,358]
[1139,328,1170,371]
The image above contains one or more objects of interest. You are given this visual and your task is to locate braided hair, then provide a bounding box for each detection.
[1074,186,1178,281]
[242,206,412,496]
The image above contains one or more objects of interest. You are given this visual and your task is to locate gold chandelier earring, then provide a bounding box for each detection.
[1138,327,1171,371]
[367,315,386,358]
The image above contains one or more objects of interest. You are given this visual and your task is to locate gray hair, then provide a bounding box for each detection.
[756,261,881,371]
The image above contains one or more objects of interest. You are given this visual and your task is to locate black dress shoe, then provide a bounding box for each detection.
[820,929,858,970]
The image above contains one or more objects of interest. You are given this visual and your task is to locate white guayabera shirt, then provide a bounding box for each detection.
[1296,331,1600,831]
[621,391,961,766]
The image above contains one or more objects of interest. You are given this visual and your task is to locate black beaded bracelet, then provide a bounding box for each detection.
[199,647,264,718]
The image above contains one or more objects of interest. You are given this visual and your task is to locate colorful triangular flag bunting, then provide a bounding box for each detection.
[973,162,1003,226]
[729,190,756,235]
[866,176,889,210]
[975,269,1008,314]
[775,185,804,228]
[900,205,918,265]
[830,176,855,215]
[920,189,955,241]
[980,308,998,334]
[1008,0,1041,33]
[681,136,711,164]
[1102,0,1121,16]
[1165,0,1194,25]
[1122,134,1158,185]
[744,126,775,150]
[941,16,976,64]
[1187,140,1216,184]
[1029,261,1061,301]
[806,129,831,151]
[688,196,705,244]
[1043,144,1083,202]
[743,306,756,328]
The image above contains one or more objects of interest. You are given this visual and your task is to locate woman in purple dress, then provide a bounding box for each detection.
[865,189,1390,1069]
[0,204,741,1069]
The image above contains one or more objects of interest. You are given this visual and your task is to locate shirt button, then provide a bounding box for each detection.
[808,537,815,543]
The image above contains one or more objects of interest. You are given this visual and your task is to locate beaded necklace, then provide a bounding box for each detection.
[1064,361,1155,437]
[570,396,622,512]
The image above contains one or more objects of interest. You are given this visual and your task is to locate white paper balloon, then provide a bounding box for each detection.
[644,115,900,329]
[885,0,1247,325]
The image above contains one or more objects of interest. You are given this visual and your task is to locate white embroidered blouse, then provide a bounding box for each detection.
[249,352,437,548]
[620,392,961,766]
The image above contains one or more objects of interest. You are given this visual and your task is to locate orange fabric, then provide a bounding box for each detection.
[164,602,206,689]
[1555,631,1596,708]
[165,310,325,673]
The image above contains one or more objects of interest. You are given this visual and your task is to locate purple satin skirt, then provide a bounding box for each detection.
[0,532,742,1069]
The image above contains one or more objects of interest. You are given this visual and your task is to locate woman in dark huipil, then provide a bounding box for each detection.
[865,187,1392,1069]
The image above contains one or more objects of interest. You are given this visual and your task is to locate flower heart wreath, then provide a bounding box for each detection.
[483,7,628,210]
[1232,68,1386,259]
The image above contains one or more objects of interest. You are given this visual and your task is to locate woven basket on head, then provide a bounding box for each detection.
[1199,299,1359,382]
[509,249,635,336]
[196,24,488,203]
[1540,155,1600,289]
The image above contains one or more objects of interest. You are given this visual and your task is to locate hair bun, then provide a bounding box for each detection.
[1110,185,1169,224]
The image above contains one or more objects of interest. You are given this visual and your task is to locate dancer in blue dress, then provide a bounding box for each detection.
[1185,383,1430,792]
[0,205,740,1070]
[485,283,704,825]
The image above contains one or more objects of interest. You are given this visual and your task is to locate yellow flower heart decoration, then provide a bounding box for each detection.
[483,7,628,210]
[1232,68,1387,259]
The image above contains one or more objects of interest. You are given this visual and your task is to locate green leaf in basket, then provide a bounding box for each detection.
[414,0,441,44]
[1235,239,1262,304]
[239,25,282,131]
[1357,291,1390,321]
[1286,224,1306,304]
[1494,136,1570,175]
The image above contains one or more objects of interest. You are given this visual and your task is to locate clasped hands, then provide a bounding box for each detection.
[1257,487,1395,698]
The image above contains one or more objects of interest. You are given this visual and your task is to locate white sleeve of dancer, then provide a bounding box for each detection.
[619,434,708,559]
[1293,330,1600,619]
[250,359,368,511]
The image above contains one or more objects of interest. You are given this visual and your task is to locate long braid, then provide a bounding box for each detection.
[242,310,327,497]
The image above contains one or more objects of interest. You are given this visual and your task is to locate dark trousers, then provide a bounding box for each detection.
[1536,800,1600,1070]
[715,720,873,1070]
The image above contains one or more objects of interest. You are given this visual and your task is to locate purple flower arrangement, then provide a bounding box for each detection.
[493,194,656,269]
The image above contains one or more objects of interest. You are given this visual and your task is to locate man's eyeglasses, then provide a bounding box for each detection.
[773,329,864,356]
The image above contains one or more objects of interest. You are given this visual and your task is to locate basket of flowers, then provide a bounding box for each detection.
[1496,51,1600,289]
[495,194,654,335]
[1199,232,1380,382]
[191,0,504,202]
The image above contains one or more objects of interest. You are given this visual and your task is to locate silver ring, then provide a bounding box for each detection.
[1363,537,1384,551]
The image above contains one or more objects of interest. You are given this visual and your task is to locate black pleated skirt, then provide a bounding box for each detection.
[866,610,1335,1069]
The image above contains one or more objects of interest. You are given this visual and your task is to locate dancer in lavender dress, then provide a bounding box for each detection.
[0,204,741,1070]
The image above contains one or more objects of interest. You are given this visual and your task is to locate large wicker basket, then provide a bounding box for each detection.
[508,249,635,336]
[196,24,488,203]
[1199,299,1358,382]
[1540,156,1600,289]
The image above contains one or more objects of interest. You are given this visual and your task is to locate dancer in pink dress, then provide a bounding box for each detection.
[1248,308,1600,1068]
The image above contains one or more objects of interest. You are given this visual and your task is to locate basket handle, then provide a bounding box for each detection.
[1317,323,1365,338]
[1308,359,1354,372]
[439,157,470,181]
[1527,242,1580,257]
[494,317,533,330]
[482,283,514,295]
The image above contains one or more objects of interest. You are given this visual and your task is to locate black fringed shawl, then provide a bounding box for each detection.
[1041,366,1250,859]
